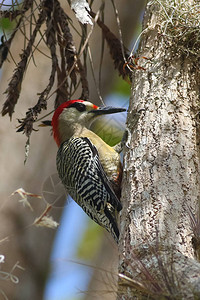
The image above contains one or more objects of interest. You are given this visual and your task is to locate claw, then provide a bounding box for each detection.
[113,128,131,153]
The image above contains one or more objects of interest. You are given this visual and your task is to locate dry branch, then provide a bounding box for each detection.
[2,3,46,118]
[1,1,128,141]
[89,10,131,80]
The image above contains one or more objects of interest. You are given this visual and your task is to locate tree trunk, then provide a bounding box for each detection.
[119,1,200,299]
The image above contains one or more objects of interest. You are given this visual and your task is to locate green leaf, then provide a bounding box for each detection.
[92,117,125,146]
[76,219,103,261]
[112,76,130,96]
[0,18,16,31]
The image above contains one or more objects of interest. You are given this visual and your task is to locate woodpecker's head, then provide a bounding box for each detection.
[52,99,126,146]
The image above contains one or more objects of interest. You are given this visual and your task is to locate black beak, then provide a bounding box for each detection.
[89,106,126,116]
[39,120,52,127]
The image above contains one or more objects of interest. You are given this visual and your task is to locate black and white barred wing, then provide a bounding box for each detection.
[56,137,121,241]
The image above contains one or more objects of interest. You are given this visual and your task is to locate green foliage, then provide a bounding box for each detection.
[76,220,103,261]
[112,76,130,96]
[92,118,124,147]
[0,18,16,31]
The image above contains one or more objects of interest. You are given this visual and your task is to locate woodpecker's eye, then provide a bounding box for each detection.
[69,102,86,112]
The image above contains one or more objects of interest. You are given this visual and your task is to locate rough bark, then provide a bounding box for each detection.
[119,1,200,299]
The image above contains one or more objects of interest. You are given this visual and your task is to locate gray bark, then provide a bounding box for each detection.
[119,1,200,299]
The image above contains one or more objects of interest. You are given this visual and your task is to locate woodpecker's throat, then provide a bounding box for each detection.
[57,108,95,145]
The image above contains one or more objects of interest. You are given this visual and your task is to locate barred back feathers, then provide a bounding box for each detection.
[56,137,122,242]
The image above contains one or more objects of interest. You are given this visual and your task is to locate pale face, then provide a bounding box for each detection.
[59,101,98,127]
[57,101,99,142]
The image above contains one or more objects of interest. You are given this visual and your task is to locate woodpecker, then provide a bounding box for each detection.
[51,99,126,242]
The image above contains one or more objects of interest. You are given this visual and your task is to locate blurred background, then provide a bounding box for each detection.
[0,1,145,299]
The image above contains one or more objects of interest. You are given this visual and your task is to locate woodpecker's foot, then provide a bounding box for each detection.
[122,128,131,149]
[113,109,145,153]
[113,128,131,153]
[113,141,123,153]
